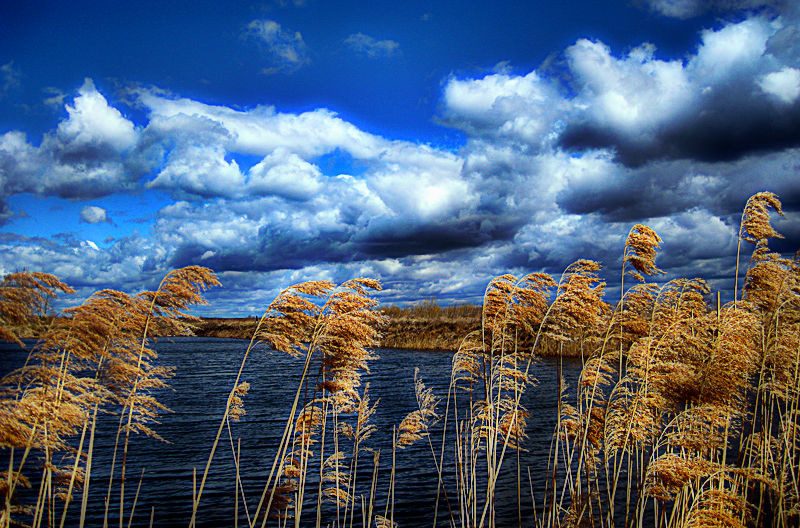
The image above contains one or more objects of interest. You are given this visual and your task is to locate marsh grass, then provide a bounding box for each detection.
[1,192,798,527]
[0,266,219,528]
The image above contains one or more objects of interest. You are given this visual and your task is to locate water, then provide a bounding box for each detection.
[0,338,582,527]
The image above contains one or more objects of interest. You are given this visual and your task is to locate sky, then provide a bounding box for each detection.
[1,0,799,316]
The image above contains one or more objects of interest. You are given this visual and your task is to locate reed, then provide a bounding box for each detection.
[0,266,218,528]
[1,192,798,527]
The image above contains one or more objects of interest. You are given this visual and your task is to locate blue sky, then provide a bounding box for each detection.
[1,0,799,316]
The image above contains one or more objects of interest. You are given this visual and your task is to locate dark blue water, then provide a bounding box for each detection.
[0,338,582,527]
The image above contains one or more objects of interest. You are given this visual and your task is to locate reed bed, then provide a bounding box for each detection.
[0,192,798,527]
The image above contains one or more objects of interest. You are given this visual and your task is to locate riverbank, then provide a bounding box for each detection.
[190,304,579,356]
[16,302,580,355]
[191,303,482,351]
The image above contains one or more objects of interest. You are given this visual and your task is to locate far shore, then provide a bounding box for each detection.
[189,309,579,356]
[17,302,582,356]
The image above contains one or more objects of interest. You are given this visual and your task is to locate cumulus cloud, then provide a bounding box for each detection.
[344,33,400,58]
[245,19,310,73]
[552,16,800,165]
[434,9,800,301]
[145,114,244,198]
[441,71,568,151]
[442,14,800,168]
[79,205,111,224]
[759,66,800,102]
[137,90,386,159]
[246,148,322,200]
[51,79,137,157]
[0,79,147,200]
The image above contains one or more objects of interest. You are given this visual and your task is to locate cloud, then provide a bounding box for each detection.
[245,19,310,73]
[2,6,799,314]
[246,148,322,200]
[434,9,800,302]
[42,87,67,110]
[443,14,800,167]
[137,90,386,159]
[0,202,14,226]
[1,62,21,95]
[344,33,400,58]
[0,79,147,200]
[79,205,111,224]
[145,114,245,198]
[759,66,800,103]
[641,0,783,18]
[441,71,568,151]
[558,17,800,165]
[50,79,137,158]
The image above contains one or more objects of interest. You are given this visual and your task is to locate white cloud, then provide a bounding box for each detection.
[148,143,244,198]
[567,40,692,139]
[245,19,309,73]
[246,148,322,200]
[155,200,259,252]
[442,71,567,148]
[689,17,771,82]
[0,79,147,200]
[42,87,67,110]
[369,143,468,220]
[759,66,800,103]
[138,90,387,159]
[0,113,143,200]
[344,33,400,58]
[79,205,110,224]
[0,131,39,195]
[52,79,137,155]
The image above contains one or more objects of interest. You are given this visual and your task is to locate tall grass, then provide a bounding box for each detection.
[0,192,798,527]
[0,267,219,528]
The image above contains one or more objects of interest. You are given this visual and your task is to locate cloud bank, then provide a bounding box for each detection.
[1,7,799,313]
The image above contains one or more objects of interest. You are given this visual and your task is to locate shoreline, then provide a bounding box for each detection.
[16,313,583,356]
[190,316,581,356]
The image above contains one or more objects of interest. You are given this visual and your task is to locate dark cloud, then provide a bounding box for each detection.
[167,206,524,274]
[556,149,800,221]
[354,214,522,259]
[556,17,800,166]
[0,201,13,226]
[560,87,800,166]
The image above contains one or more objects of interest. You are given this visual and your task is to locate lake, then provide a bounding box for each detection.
[0,337,583,527]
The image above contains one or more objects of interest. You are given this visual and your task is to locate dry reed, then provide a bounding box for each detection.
[1,191,798,528]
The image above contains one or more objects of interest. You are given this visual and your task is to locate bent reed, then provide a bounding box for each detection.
[1,192,798,528]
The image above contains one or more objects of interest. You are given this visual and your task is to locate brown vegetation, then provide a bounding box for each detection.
[379,300,481,350]
[191,301,580,355]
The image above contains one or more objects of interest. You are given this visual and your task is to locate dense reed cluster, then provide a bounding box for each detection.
[0,267,219,528]
[1,191,798,527]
